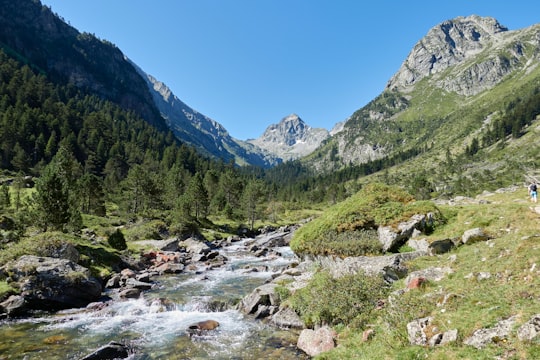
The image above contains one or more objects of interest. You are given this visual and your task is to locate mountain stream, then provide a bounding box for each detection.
[0,236,309,359]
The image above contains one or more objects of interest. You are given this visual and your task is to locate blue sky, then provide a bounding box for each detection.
[41,1,540,140]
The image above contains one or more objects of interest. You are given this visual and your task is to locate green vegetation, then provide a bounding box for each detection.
[286,270,389,329]
[290,183,442,256]
[308,189,540,359]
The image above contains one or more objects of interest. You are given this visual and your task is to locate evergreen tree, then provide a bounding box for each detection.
[34,160,82,232]
[186,172,209,220]
[242,179,266,230]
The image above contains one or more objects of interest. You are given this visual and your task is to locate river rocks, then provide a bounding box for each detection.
[1,255,101,314]
[80,341,130,360]
[187,319,220,336]
[297,326,337,357]
[239,283,279,315]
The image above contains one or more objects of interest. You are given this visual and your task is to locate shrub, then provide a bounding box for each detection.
[288,270,389,328]
[107,228,127,250]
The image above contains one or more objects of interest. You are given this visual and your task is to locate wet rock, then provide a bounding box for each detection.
[239,283,279,315]
[187,319,220,336]
[118,288,141,299]
[80,341,130,360]
[297,326,336,357]
[124,278,152,290]
[105,274,121,289]
[0,295,28,317]
[153,262,184,274]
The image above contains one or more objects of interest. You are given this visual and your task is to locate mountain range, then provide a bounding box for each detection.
[2,1,539,183]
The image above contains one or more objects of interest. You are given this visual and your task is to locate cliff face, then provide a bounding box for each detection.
[386,15,540,96]
[0,0,166,129]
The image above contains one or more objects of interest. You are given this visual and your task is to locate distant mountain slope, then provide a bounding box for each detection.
[304,15,540,182]
[0,0,166,130]
[248,114,330,162]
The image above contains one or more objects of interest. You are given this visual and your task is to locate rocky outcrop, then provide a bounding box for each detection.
[378,214,433,252]
[464,316,517,349]
[1,255,101,315]
[248,114,329,162]
[387,16,509,93]
[407,317,458,347]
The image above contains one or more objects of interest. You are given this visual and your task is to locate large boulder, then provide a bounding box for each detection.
[2,255,102,313]
[297,326,336,357]
[238,283,279,315]
[378,214,429,252]
[461,228,490,245]
[270,307,305,329]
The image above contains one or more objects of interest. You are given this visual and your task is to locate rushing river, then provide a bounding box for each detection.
[0,237,309,359]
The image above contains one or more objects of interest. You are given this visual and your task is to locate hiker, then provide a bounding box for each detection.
[529,182,538,203]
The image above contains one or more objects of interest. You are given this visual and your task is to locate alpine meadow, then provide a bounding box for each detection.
[0,2,539,359]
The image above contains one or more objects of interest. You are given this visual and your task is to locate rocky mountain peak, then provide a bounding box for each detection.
[248,114,329,162]
[386,15,509,91]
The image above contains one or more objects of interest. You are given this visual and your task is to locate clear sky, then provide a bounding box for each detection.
[40,0,540,140]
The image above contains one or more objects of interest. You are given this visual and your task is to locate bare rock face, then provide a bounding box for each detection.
[248,114,329,161]
[1,255,102,314]
[387,16,509,93]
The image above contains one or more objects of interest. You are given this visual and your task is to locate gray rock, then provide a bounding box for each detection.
[239,283,278,315]
[408,238,430,252]
[462,228,490,245]
[309,251,426,283]
[297,326,336,357]
[407,316,433,346]
[270,307,305,329]
[0,295,27,317]
[3,255,102,312]
[378,214,428,252]
[405,266,454,285]
[464,316,516,348]
[517,314,540,342]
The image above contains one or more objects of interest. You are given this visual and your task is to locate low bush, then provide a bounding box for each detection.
[288,270,389,328]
